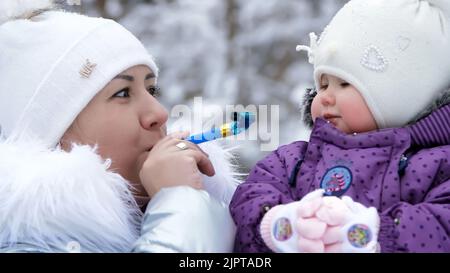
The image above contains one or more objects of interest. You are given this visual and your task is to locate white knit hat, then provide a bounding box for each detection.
[297,0,450,129]
[0,0,158,147]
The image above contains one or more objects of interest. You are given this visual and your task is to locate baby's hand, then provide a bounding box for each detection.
[294,195,349,252]
[317,196,380,253]
[260,189,327,252]
[260,190,380,253]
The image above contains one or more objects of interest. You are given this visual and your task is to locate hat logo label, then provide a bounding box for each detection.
[361,45,388,72]
[79,59,97,78]
[397,36,411,51]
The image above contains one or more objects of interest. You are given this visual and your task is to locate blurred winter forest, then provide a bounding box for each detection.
[64,0,348,172]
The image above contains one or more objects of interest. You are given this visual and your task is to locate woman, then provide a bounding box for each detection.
[0,0,238,253]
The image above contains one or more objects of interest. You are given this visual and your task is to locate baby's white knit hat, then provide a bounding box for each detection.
[0,0,158,147]
[297,0,450,129]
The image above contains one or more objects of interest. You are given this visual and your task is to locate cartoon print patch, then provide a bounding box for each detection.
[347,224,372,248]
[273,217,293,241]
[320,166,352,196]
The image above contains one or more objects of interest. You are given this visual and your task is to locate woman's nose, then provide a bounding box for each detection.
[140,95,169,131]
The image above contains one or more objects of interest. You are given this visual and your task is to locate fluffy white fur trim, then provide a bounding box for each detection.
[0,137,241,252]
[199,141,242,205]
[0,139,142,252]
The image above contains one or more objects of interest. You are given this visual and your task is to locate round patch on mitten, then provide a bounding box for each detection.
[273,217,293,241]
[320,166,352,196]
[347,224,372,248]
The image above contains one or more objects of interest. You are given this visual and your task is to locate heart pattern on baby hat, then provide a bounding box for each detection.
[397,36,411,51]
[360,45,388,72]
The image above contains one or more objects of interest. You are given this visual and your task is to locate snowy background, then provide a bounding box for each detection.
[63,0,349,172]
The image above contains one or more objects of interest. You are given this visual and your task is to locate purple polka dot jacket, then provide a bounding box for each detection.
[230,102,450,253]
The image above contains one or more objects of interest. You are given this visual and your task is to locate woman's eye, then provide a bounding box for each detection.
[113,88,130,98]
[147,86,161,97]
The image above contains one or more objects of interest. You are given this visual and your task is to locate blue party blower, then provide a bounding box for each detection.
[185,112,256,144]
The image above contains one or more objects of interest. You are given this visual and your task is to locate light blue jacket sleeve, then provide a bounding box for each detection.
[132,186,236,253]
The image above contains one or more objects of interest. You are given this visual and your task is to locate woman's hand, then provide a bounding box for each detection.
[139,131,215,198]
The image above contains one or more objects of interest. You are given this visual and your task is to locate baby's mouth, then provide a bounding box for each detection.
[323,114,340,126]
[323,113,340,119]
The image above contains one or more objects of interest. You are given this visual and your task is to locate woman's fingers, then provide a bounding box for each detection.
[178,140,209,157]
[162,135,214,176]
[183,150,215,177]
[155,132,190,150]
[159,133,209,157]
[168,131,190,139]
[139,131,216,197]
[147,132,215,177]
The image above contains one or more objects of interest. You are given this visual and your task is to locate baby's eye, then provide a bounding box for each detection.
[319,84,328,91]
[340,82,350,88]
[113,88,130,98]
[147,86,161,98]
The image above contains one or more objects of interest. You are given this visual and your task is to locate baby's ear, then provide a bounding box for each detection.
[301,87,317,129]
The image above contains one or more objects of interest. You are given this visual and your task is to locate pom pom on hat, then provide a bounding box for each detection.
[427,0,450,15]
[0,0,54,24]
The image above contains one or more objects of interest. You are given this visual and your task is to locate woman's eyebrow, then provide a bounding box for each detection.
[112,73,155,81]
[113,74,134,81]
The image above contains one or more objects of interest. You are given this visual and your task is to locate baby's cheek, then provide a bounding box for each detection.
[341,102,377,132]
[310,98,321,121]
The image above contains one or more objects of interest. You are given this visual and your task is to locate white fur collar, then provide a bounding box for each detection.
[0,138,240,252]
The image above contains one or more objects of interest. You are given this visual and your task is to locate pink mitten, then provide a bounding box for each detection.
[260,189,327,253]
[295,195,346,252]
[260,190,380,253]
[318,196,380,253]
